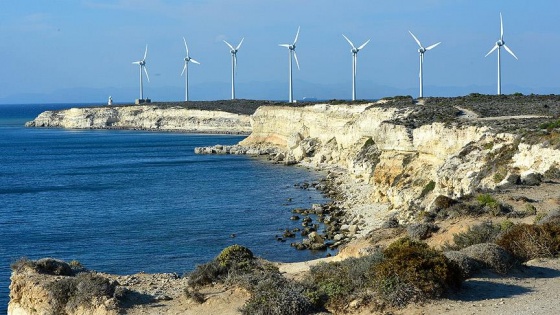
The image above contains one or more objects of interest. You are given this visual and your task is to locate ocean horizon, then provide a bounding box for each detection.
[0,103,333,312]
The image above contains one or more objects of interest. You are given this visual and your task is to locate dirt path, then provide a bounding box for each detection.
[400,258,560,315]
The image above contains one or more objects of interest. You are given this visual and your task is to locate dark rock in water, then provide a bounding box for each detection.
[290,215,300,221]
[283,229,296,238]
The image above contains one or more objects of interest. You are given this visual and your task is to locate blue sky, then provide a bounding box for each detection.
[0,0,558,103]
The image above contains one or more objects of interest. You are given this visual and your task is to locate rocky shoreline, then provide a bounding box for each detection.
[195,144,390,252]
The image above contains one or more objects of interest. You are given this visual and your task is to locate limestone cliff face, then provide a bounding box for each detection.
[25,105,252,133]
[240,104,560,218]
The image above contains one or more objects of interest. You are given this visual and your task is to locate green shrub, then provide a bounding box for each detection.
[239,271,315,315]
[188,245,256,287]
[305,254,383,310]
[216,244,254,270]
[420,180,436,198]
[44,273,116,313]
[371,238,462,306]
[443,221,502,251]
[496,223,560,262]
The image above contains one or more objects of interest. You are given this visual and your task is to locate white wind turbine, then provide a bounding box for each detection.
[223,38,244,100]
[181,37,200,102]
[342,34,370,101]
[132,45,150,100]
[485,13,518,95]
[279,26,300,103]
[409,31,441,98]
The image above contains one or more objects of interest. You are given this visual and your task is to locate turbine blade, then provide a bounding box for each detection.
[342,34,356,50]
[181,63,187,76]
[223,40,235,51]
[183,37,189,56]
[293,51,300,70]
[426,42,441,51]
[357,39,371,50]
[279,44,290,48]
[355,55,358,75]
[236,37,244,50]
[132,61,140,65]
[143,66,150,82]
[234,55,237,71]
[191,58,200,65]
[143,45,148,61]
[500,12,504,41]
[409,31,422,48]
[503,44,518,60]
[420,53,424,78]
[485,44,499,57]
[293,26,300,45]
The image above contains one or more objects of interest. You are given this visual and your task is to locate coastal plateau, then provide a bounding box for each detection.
[13,94,560,314]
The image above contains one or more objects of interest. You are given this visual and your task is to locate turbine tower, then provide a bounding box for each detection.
[132,45,150,101]
[181,37,200,102]
[279,26,300,103]
[342,34,370,101]
[485,13,518,95]
[224,38,244,100]
[409,31,441,98]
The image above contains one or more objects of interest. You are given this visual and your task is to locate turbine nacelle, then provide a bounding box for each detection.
[497,39,505,47]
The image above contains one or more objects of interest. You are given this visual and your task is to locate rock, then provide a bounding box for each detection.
[407,223,439,240]
[290,215,300,221]
[520,171,543,186]
[348,225,359,235]
[537,209,560,225]
[308,231,324,244]
[333,234,345,242]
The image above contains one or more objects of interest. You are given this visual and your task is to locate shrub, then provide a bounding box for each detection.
[44,272,116,313]
[216,244,254,270]
[184,288,205,304]
[459,243,516,274]
[188,245,256,287]
[239,271,315,315]
[371,238,462,306]
[443,221,502,251]
[496,223,560,262]
[420,180,436,197]
[305,253,383,310]
[443,251,481,278]
[10,257,36,273]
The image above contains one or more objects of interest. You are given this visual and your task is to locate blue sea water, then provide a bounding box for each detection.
[0,104,331,312]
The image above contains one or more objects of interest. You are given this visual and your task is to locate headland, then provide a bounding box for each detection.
[13,94,560,314]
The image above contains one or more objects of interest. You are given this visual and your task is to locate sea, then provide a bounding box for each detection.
[0,103,332,312]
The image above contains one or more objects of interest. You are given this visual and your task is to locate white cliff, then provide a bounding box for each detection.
[239,103,560,219]
[26,105,252,134]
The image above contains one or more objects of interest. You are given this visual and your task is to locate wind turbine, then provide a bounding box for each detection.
[409,31,441,98]
[132,45,150,101]
[181,37,200,102]
[223,38,244,100]
[279,26,300,103]
[485,13,518,95]
[342,34,370,101]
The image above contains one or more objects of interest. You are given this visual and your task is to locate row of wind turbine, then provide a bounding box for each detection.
[131,13,516,103]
